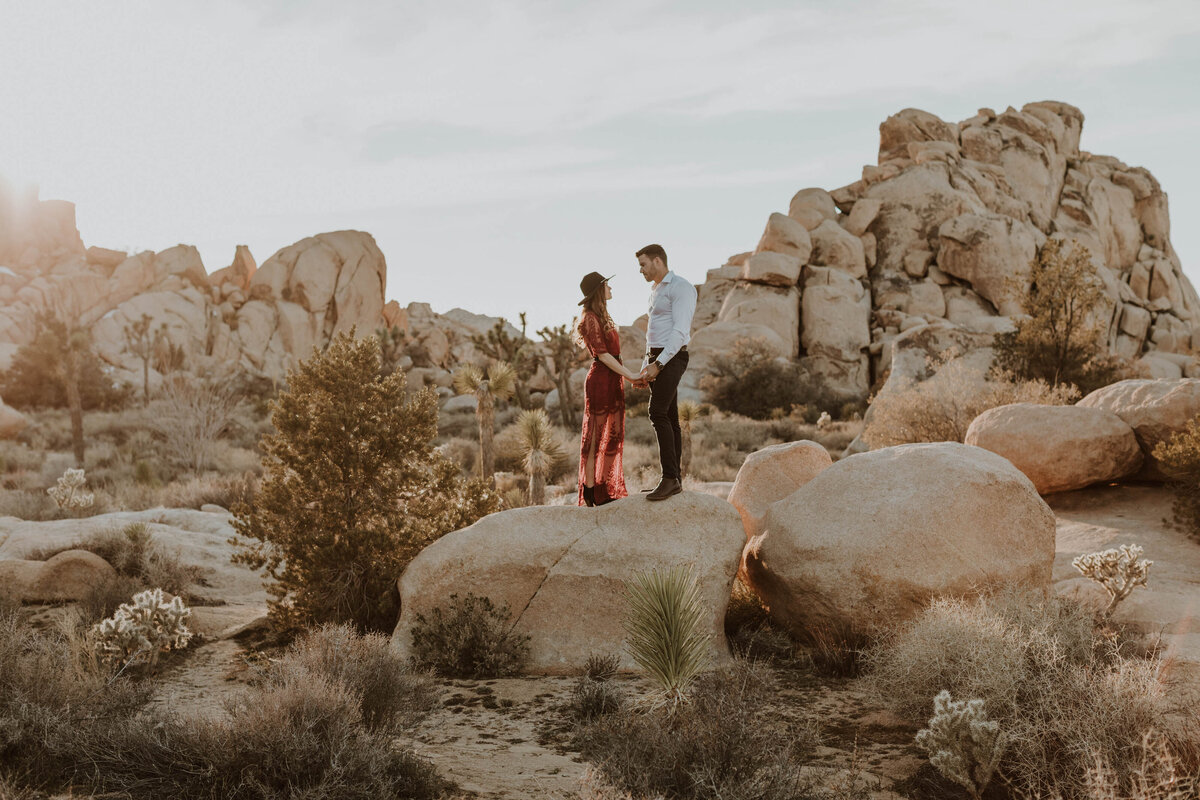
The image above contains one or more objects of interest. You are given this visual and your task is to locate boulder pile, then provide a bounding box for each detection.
[689,102,1198,401]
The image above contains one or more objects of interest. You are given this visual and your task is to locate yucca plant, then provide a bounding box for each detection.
[515,408,563,505]
[677,401,701,481]
[623,564,710,714]
[453,361,517,484]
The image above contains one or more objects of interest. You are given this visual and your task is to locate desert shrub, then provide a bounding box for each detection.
[866,593,1197,798]
[273,624,437,734]
[232,332,501,633]
[148,374,241,475]
[994,237,1133,394]
[0,607,445,800]
[1152,420,1200,544]
[494,418,573,481]
[575,660,821,800]
[700,338,807,420]
[0,441,42,475]
[408,593,530,678]
[157,472,259,510]
[584,652,621,682]
[863,352,1080,448]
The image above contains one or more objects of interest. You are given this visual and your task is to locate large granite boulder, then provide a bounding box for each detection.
[727,441,832,540]
[964,403,1143,494]
[0,550,117,603]
[392,493,745,674]
[1077,379,1200,479]
[742,443,1056,639]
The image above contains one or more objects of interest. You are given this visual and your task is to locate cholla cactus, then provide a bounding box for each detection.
[817,411,832,430]
[916,690,1006,800]
[92,588,193,670]
[46,467,94,510]
[1072,544,1152,617]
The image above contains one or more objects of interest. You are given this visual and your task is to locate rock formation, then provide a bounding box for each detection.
[689,102,1198,401]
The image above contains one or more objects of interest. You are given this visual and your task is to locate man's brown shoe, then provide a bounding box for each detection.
[646,477,682,501]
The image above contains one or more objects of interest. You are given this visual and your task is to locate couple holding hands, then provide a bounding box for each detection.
[574,244,696,507]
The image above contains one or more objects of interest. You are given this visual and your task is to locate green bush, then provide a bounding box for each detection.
[865,592,1198,798]
[700,338,807,420]
[0,313,131,412]
[232,332,501,633]
[1153,419,1200,544]
[993,237,1133,394]
[408,593,530,678]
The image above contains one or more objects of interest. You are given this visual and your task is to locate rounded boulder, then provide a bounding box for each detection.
[728,440,832,540]
[965,403,1143,493]
[742,442,1055,639]
[1078,379,1200,479]
[0,549,118,603]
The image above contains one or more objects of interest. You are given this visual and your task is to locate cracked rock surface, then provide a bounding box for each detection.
[391,492,745,675]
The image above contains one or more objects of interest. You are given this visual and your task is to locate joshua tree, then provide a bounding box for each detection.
[123,313,170,407]
[537,323,585,428]
[453,361,516,483]
[471,315,538,409]
[678,401,700,481]
[515,408,562,505]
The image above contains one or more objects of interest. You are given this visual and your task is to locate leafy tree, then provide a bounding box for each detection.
[375,324,408,378]
[0,312,129,418]
[994,238,1129,393]
[471,314,538,409]
[231,332,500,633]
[452,361,516,484]
[122,313,170,407]
[537,323,585,428]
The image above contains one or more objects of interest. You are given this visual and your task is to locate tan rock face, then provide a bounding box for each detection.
[937,213,1042,313]
[740,251,802,287]
[878,108,960,164]
[755,212,812,263]
[800,267,870,361]
[1078,378,1200,479]
[391,493,745,675]
[743,442,1056,638]
[808,220,866,279]
[964,403,1143,494]
[727,441,832,540]
[0,550,117,604]
[718,283,800,358]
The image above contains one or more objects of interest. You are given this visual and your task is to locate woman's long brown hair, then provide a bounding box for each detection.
[573,287,614,348]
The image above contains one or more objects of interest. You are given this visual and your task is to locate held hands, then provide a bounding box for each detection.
[640,362,662,382]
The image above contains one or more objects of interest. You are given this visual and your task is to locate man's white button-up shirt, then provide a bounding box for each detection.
[643,271,696,369]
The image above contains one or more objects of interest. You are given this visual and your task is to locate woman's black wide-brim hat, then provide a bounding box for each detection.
[578,271,614,305]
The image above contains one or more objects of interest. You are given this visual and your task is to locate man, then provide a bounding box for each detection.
[636,243,696,501]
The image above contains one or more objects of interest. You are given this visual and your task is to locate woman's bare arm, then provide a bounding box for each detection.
[596,352,638,381]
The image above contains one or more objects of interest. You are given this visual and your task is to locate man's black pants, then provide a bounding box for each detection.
[647,347,689,482]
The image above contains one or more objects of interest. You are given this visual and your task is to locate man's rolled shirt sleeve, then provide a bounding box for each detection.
[656,280,697,366]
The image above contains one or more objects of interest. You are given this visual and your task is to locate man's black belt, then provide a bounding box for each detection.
[647,346,687,357]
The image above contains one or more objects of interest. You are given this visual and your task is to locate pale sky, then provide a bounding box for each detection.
[3,0,1200,332]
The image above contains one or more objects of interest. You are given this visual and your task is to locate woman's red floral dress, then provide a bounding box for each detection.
[577,312,627,505]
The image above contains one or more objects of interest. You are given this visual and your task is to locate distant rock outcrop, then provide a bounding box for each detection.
[689,101,1198,401]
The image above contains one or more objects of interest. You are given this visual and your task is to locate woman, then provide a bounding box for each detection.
[575,271,640,507]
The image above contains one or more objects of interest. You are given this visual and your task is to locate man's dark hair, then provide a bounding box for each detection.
[636,243,668,268]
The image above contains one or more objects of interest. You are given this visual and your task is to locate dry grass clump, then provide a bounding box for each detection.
[866,593,1199,798]
[408,593,531,678]
[574,659,823,800]
[273,624,438,734]
[724,579,797,664]
[863,352,1079,449]
[0,613,445,799]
